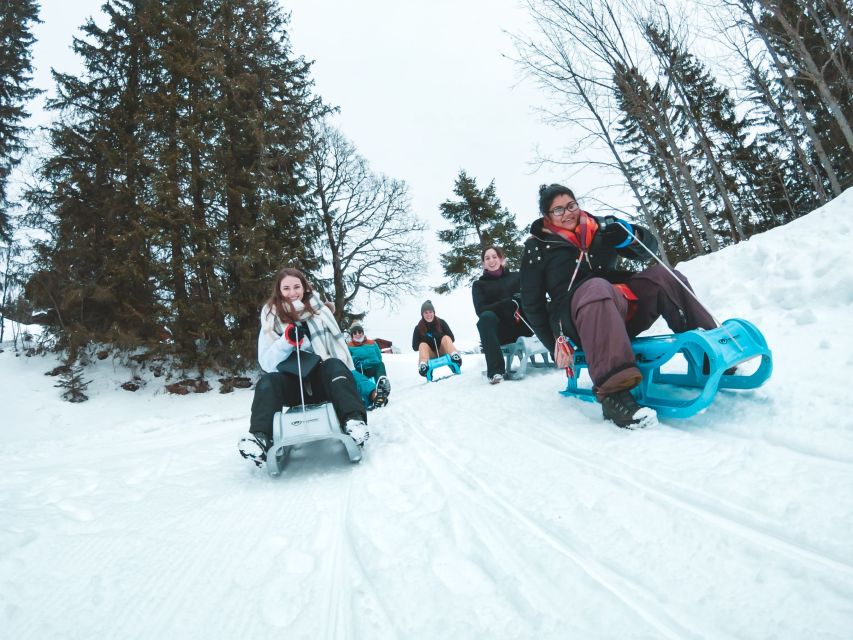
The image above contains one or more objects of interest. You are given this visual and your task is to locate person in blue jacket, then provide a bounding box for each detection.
[347,324,390,408]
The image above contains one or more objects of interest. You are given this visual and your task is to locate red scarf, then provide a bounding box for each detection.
[543,211,598,250]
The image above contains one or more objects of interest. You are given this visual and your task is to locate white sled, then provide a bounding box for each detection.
[267,403,362,477]
[502,336,553,380]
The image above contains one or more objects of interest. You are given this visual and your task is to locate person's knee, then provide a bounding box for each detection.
[322,357,349,376]
[477,310,499,329]
[572,278,618,312]
[254,372,281,396]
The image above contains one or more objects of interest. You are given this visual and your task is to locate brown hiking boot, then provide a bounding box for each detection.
[601,390,658,429]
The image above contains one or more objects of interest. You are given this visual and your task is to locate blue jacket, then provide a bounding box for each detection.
[348,342,384,372]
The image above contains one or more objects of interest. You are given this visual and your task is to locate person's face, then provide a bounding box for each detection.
[547,194,581,231]
[423,309,435,322]
[279,275,304,301]
[352,329,364,340]
[482,249,504,271]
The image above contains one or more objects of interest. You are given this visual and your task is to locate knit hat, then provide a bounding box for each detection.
[420,300,435,315]
[350,323,364,334]
[538,183,576,216]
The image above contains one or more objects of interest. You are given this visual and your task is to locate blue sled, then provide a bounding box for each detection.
[560,318,773,419]
[426,354,461,382]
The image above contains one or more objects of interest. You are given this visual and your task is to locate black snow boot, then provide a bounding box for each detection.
[238,432,272,468]
[601,390,657,429]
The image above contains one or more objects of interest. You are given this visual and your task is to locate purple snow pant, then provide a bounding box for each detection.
[567,264,715,400]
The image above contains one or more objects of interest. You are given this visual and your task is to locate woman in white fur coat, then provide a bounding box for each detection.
[238,268,369,469]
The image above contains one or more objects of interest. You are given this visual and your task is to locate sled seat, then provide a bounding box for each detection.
[560,318,773,419]
[268,402,362,476]
[425,354,461,382]
[501,335,553,380]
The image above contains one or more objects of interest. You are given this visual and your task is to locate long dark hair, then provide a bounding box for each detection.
[265,267,318,323]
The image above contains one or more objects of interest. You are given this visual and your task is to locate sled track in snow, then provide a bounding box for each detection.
[401,415,711,640]
[492,419,853,581]
[320,471,355,640]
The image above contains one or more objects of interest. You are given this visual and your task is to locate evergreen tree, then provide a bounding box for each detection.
[24,0,162,355]
[206,0,325,370]
[0,0,41,242]
[24,0,324,372]
[435,171,523,293]
[55,360,90,403]
[612,63,714,258]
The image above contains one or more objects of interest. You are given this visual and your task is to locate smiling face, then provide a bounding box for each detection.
[278,275,304,302]
[547,194,581,232]
[482,248,505,271]
[422,309,435,322]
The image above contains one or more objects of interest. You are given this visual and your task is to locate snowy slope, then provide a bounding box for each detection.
[2,191,853,639]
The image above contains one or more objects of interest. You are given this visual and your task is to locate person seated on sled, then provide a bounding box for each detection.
[472,245,533,385]
[520,184,716,428]
[347,323,391,409]
[238,268,375,468]
[411,300,462,377]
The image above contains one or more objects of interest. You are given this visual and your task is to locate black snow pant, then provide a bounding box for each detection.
[249,357,366,440]
[558,264,716,400]
[477,310,532,378]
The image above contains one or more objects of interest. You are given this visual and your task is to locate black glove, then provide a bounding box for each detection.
[284,322,305,346]
[598,215,633,248]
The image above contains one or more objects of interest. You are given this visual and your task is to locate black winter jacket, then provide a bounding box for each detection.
[472,269,522,323]
[412,317,455,351]
[519,214,658,353]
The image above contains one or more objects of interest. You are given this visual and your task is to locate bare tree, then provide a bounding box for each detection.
[514,0,673,260]
[307,121,426,323]
[514,0,724,259]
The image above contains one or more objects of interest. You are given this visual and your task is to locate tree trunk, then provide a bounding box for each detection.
[744,53,829,202]
[746,4,843,196]
[761,0,853,153]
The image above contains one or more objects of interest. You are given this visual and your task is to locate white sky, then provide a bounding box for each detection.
[23,0,629,349]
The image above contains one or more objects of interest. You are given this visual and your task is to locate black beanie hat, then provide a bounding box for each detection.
[538,183,576,216]
[421,300,435,315]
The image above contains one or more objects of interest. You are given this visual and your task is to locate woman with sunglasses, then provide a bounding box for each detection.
[520,184,716,429]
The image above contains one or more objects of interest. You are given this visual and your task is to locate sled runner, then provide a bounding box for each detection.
[267,403,363,477]
[425,354,461,382]
[501,335,553,380]
[560,318,773,419]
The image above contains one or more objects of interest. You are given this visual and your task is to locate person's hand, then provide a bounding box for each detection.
[598,215,632,247]
[284,323,305,346]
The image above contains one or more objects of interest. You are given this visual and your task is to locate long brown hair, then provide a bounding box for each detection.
[265,267,319,323]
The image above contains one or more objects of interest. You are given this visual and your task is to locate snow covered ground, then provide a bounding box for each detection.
[2,191,853,639]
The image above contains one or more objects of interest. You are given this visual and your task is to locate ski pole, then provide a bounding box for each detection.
[621,224,744,349]
[621,225,719,327]
[512,299,537,336]
[294,324,307,412]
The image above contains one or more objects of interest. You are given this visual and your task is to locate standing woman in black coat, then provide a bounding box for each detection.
[472,245,532,384]
[520,184,716,428]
